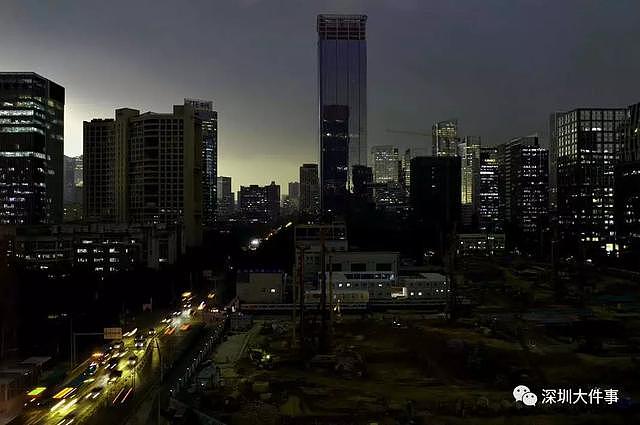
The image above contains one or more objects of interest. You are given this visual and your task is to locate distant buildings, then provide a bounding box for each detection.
[84,103,202,247]
[0,73,65,224]
[410,156,461,251]
[497,135,549,250]
[478,147,502,232]
[317,14,367,186]
[458,136,481,229]
[299,163,320,219]
[282,182,300,218]
[185,98,217,226]
[615,102,640,261]
[550,108,626,256]
[216,176,234,219]
[400,148,428,193]
[238,182,280,224]
[63,155,83,205]
[371,145,400,184]
[432,119,459,157]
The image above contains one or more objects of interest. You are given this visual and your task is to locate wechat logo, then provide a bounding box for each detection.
[513,385,538,406]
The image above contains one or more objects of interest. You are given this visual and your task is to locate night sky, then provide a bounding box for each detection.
[1,0,639,193]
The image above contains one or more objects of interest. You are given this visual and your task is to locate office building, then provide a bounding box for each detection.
[615,102,640,260]
[318,14,367,186]
[238,182,280,224]
[478,147,501,232]
[550,108,626,255]
[216,176,234,219]
[185,98,217,226]
[320,104,349,216]
[400,148,428,192]
[371,145,400,184]
[84,104,202,247]
[0,73,64,224]
[63,155,83,205]
[373,181,408,218]
[497,135,548,250]
[300,164,320,219]
[410,156,461,251]
[352,165,373,203]
[432,119,459,157]
[288,182,300,204]
[458,136,481,229]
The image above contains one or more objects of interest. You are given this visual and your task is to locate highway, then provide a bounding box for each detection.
[13,293,211,425]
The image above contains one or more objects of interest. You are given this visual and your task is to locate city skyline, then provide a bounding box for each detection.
[1,1,640,192]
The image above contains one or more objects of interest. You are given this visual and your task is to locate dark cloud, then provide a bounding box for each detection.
[1,0,639,192]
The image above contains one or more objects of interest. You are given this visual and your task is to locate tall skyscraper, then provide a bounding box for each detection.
[497,135,549,250]
[185,99,217,226]
[458,136,481,230]
[84,104,203,247]
[478,147,501,232]
[371,145,400,184]
[0,73,64,224]
[217,176,234,219]
[300,163,320,219]
[616,102,640,260]
[550,108,626,256]
[320,105,349,215]
[410,156,461,251]
[432,119,459,157]
[318,14,367,187]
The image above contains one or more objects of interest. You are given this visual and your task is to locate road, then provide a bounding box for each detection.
[13,295,211,425]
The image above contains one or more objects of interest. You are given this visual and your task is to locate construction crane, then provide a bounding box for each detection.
[385,129,430,137]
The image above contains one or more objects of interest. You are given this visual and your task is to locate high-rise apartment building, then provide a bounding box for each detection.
[217,176,234,219]
[371,145,400,184]
[550,108,626,255]
[84,104,202,247]
[0,73,64,224]
[478,147,501,232]
[300,164,320,219]
[432,119,459,157]
[185,98,217,226]
[497,136,548,249]
[318,14,367,186]
[320,105,349,215]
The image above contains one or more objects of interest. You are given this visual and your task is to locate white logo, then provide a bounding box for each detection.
[522,392,538,406]
[513,385,537,406]
[513,385,530,402]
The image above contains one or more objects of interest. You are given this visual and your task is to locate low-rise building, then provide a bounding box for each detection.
[236,270,285,304]
[457,233,506,256]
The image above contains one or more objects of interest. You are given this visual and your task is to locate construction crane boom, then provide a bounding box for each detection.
[386,128,430,137]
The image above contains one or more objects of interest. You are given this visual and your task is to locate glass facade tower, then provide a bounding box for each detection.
[0,73,64,224]
[317,14,367,190]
